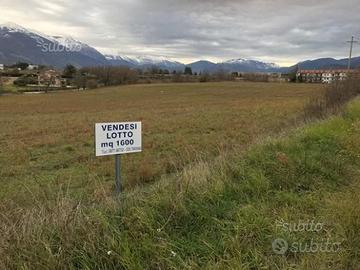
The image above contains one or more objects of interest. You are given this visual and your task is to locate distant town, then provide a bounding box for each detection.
[1,61,359,94]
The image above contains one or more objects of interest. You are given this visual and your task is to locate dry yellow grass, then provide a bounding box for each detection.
[2,82,360,270]
[0,82,322,202]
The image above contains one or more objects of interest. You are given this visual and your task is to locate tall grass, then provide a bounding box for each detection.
[1,81,359,268]
[304,72,360,120]
[1,97,360,269]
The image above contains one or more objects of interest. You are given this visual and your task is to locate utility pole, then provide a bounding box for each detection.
[347,36,358,70]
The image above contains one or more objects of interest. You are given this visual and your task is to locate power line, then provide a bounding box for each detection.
[347,36,358,70]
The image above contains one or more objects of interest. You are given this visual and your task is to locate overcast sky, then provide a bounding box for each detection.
[0,0,359,65]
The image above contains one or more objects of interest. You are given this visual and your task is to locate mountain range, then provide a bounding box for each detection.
[1,22,359,73]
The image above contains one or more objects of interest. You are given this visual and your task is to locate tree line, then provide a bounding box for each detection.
[63,64,240,89]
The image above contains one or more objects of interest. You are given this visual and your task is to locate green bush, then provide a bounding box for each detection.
[13,75,38,87]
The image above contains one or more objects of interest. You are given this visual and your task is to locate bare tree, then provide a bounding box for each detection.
[80,66,139,87]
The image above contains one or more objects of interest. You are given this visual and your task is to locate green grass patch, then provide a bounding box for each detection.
[1,99,360,269]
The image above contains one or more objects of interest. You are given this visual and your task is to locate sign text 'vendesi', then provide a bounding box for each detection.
[95,122,142,157]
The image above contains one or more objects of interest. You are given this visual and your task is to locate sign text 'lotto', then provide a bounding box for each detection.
[95,122,142,157]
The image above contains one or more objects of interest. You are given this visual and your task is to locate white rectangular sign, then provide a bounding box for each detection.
[95,122,142,157]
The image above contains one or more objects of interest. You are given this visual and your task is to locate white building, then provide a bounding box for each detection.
[27,64,39,70]
[0,64,4,70]
[297,69,352,84]
[321,70,348,84]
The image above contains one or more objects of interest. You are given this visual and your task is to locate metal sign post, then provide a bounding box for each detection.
[95,121,142,195]
[115,154,121,194]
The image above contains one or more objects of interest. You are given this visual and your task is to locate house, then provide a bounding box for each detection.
[296,70,323,83]
[321,70,349,83]
[27,64,39,70]
[0,64,4,70]
[297,69,354,83]
[38,70,64,87]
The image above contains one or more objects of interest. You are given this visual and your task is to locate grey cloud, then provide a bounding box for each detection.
[0,0,359,64]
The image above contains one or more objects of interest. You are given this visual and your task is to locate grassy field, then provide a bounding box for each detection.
[4,81,360,269]
[0,82,321,202]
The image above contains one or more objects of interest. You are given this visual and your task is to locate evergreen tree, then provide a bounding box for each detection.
[184,66,193,75]
[63,64,77,78]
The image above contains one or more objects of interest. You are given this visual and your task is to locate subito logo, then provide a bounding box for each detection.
[272,238,288,255]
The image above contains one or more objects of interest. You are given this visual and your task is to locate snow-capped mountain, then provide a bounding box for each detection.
[51,36,106,63]
[0,22,107,68]
[105,54,184,70]
[220,58,280,72]
[188,59,281,73]
[105,55,138,68]
[131,55,183,68]
[0,22,286,72]
[1,22,358,72]
[223,58,280,69]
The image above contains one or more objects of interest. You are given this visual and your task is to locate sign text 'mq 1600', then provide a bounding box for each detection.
[95,122,142,157]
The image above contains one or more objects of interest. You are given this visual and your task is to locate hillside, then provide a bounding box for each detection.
[0,23,108,68]
[1,23,359,72]
[289,56,360,71]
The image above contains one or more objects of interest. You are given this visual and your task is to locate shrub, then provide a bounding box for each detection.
[0,76,3,93]
[243,73,269,82]
[199,72,211,82]
[80,66,139,87]
[86,79,98,89]
[13,75,38,87]
[172,73,184,82]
